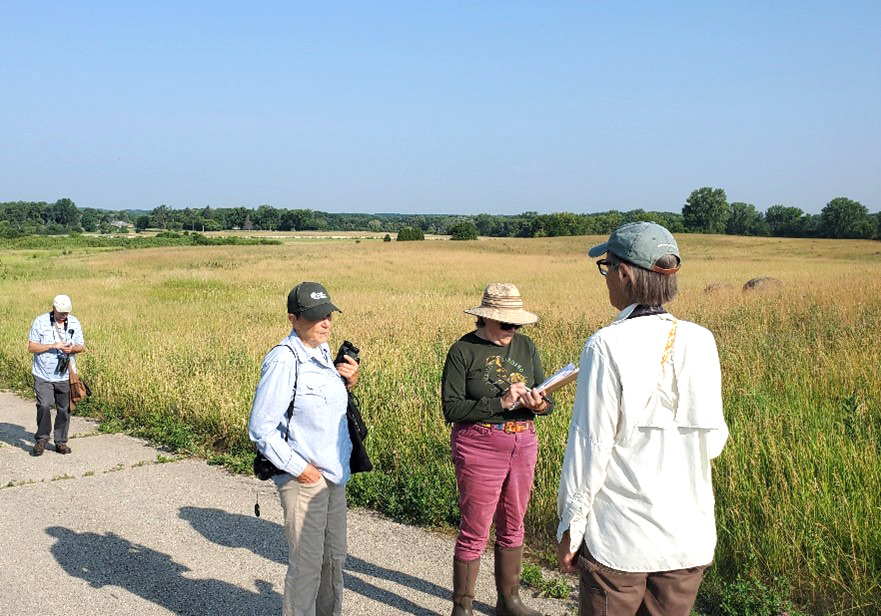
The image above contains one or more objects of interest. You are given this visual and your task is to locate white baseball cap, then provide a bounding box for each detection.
[53,294,73,312]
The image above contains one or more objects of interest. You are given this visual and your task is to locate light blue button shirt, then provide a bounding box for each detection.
[29,313,85,382]
[248,330,352,486]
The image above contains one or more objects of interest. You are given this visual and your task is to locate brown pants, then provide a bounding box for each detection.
[578,548,707,616]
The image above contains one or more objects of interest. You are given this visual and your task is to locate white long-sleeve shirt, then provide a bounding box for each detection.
[557,304,728,572]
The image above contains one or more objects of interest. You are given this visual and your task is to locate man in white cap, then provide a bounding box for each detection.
[27,294,86,456]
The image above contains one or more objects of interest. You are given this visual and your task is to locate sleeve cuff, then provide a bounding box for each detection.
[283,450,309,478]
[557,499,589,547]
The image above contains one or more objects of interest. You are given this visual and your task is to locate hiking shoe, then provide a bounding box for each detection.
[32,441,46,456]
[55,443,72,455]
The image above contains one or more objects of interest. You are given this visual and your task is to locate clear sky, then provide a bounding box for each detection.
[2,2,879,215]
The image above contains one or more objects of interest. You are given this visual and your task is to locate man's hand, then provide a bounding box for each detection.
[296,463,322,484]
[335,354,359,389]
[557,530,578,573]
[500,382,528,411]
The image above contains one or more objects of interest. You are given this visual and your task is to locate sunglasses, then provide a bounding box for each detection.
[499,322,522,331]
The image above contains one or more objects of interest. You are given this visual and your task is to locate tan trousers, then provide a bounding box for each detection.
[278,475,347,616]
[578,548,706,616]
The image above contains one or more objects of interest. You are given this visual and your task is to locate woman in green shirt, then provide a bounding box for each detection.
[442,283,552,616]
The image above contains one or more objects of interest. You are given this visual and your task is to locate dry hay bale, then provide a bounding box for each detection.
[704,283,735,294]
[742,276,783,292]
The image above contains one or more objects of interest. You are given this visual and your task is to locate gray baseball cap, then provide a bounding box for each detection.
[588,222,681,274]
[287,282,341,321]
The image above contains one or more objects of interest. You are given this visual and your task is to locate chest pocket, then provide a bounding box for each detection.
[299,382,328,406]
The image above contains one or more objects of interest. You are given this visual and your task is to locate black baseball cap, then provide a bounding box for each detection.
[287,282,341,321]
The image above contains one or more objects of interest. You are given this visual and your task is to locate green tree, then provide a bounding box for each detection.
[47,198,80,228]
[726,202,766,236]
[383,233,392,242]
[254,205,281,231]
[682,187,730,233]
[396,226,425,241]
[151,205,172,230]
[764,205,805,237]
[79,208,101,232]
[135,216,151,231]
[449,221,478,240]
[820,197,874,239]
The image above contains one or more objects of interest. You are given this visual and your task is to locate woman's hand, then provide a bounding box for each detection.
[335,354,359,389]
[519,388,550,414]
[500,382,528,411]
[557,530,577,573]
[296,463,322,484]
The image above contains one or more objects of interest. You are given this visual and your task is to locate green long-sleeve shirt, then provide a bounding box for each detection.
[441,331,554,424]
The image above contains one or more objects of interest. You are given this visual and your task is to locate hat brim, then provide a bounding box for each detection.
[587,242,609,258]
[464,307,538,326]
[300,303,341,321]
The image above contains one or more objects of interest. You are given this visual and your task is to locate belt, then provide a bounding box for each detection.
[480,420,532,434]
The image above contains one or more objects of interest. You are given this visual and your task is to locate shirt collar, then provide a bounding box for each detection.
[611,303,639,324]
[610,303,673,326]
[286,330,332,365]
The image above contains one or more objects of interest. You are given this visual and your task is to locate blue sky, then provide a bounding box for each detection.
[1,2,879,215]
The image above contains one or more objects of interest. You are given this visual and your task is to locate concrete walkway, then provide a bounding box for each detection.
[0,392,576,615]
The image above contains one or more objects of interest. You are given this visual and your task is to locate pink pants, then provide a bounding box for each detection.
[451,422,538,561]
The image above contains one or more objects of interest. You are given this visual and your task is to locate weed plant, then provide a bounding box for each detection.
[1,235,879,614]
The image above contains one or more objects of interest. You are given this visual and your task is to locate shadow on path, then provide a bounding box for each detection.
[0,421,34,452]
[46,526,279,616]
[178,506,495,615]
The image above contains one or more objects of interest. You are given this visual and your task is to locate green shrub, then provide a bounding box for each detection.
[449,221,478,240]
[397,226,425,241]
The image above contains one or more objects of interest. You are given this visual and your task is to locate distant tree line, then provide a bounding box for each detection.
[1,189,879,240]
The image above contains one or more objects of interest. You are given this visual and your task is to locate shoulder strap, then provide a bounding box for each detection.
[274,344,300,443]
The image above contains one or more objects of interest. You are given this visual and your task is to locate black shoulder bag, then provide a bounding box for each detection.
[253,346,299,480]
[346,390,372,474]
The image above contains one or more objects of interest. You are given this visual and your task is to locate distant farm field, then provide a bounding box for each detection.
[1,234,879,614]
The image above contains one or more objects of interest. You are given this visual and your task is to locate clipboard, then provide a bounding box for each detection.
[510,363,579,409]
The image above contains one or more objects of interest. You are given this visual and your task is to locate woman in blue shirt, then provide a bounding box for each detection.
[248,282,359,616]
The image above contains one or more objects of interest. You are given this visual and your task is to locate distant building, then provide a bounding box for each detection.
[110,220,133,229]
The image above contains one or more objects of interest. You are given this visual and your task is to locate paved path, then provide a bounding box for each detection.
[0,392,576,615]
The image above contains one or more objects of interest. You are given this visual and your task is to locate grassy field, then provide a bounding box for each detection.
[1,234,879,614]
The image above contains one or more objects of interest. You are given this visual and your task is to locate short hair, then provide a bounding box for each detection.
[610,253,678,306]
[475,316,486,328]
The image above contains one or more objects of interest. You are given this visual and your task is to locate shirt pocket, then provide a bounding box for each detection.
[298,381,328,406]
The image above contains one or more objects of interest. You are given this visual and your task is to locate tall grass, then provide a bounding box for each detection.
[1,235,878,614]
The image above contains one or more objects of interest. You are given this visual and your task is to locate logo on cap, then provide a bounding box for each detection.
[310,291,328,300]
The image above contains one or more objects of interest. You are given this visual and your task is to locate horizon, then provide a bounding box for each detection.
[2,2,879,215]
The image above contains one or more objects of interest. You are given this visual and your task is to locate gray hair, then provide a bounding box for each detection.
[610,253,679,306]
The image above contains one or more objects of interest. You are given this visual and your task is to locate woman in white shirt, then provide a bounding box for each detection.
[556,222,728,616]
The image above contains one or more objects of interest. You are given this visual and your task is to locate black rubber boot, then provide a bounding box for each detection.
[494,545,542,616]
[451,556,480,616]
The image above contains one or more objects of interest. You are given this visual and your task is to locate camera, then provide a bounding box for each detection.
[335,340,360,366]
[253,451,281,480]
[56,354,70,375]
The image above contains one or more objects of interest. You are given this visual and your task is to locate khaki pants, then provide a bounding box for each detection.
[278,475,347,616]
[578,548,706,616]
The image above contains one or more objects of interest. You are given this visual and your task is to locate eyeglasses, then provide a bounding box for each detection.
[596,258,618,276]
[499,322,522,331]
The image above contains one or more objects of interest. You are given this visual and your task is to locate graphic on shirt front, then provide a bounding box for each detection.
[483,355,526,393]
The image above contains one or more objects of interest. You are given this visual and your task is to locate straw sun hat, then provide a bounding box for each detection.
[464,283,538,326]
